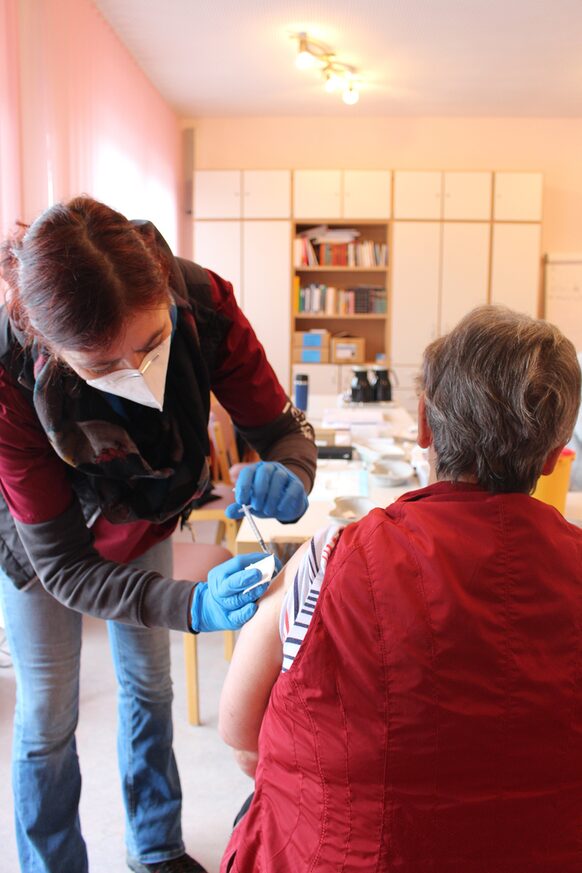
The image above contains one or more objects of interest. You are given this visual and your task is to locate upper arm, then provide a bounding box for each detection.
[218,540,310,751]
[0,365,73,523]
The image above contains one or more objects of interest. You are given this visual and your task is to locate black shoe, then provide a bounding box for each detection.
[127,852,208,873]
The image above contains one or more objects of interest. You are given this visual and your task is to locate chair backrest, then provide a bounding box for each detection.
[209,419,233,484]
[210,397,240,466]
[208,396,242,484]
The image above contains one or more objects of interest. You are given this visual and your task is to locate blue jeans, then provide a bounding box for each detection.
[0,538,184,873]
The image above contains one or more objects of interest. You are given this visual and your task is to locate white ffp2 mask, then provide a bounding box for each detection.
[86,333,171,411]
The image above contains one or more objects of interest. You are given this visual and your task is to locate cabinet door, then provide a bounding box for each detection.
[243,221,291,391]
[443,172,492,220]
[391,365,421,417]
[391,222,441,364]
[293,170,342,219]
[440,223,490,334]
[493,172,543,221]
[490,223,542,316]
[393,171,442,219]
[242,170,291,219]
[292,363,340,396]
[193,170,241,218]
[193,221,242,303]
[343,170,391,219]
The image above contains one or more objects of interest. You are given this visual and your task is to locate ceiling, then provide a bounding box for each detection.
[93,0,582,118]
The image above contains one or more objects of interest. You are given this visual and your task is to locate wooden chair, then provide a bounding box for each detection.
[174,539,233,726]
[209,396,259,485]
[181,402,247,673]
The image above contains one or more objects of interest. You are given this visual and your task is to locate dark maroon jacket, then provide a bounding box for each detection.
[0,240,316,630]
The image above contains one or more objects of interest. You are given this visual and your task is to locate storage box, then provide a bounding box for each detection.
[293,329,331,348]
[330,335,366,363]
[292,346,330,363]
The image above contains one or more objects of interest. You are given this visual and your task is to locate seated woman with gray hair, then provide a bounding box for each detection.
[218,305,582,873]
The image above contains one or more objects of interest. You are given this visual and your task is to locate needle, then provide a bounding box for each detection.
[240,503,270,553]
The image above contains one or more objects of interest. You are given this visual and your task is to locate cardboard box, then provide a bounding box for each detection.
[292,346,330,363]
[330,336,366,364]
[293,329,331,348]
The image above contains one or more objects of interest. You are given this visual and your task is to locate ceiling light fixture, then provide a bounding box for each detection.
[295,33,320,69]
[293,32,361,105]
[342,82,360,105]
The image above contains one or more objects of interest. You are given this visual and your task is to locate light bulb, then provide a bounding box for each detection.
[324,71,341,93]
[342,83,360,105]
[296,34,316,69]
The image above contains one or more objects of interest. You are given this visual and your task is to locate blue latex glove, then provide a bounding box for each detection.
[190,552,270,633]
[225,461,309,523]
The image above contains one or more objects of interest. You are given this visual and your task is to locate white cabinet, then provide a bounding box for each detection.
[242,221,291,390]
[391,222,491,366]
[194,171,241,219]
[293,170,342,219]
[343,171,391,218]
[291,363,340,396]
[442,172,492,220]
[193,219,291,391]
[440,223,490,333]
[194,170,291,219]
[242,171,291,218]
[391,364,421,417]
[490,223,542,316]
[394,171,492,220]
[393,172,442,219]
[193,221,242,302]
[391,222,441,364]
[493,172,543,221]
[293,170,391,219]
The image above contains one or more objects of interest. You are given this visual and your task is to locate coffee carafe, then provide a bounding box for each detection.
[350,366,373,403]
[370,365,393,402]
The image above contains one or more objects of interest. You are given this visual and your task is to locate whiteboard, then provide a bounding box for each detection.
[544,254,582,350]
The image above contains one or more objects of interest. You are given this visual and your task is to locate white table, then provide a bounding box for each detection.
[235,464,582,555]
[235,458,410,555]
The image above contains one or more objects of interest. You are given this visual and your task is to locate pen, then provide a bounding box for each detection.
[240,503,270,553]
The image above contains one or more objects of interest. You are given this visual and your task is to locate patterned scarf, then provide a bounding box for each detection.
[8,228,230,525]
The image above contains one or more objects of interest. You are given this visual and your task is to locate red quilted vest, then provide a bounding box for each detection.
[222,482,582,872]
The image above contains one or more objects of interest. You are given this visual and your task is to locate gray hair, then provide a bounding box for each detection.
[420,305,581,493]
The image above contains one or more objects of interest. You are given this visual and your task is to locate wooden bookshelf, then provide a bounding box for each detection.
[291,220,391,372]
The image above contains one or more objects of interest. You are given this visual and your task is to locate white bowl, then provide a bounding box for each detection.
[327,495,375,525]
[369,459,414,487]
[353,439,406,464]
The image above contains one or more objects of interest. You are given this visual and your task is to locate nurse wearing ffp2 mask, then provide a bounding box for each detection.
[0,196,316,873]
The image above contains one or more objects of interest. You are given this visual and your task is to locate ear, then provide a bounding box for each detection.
[540,445,565,476]
[417,393,433,449]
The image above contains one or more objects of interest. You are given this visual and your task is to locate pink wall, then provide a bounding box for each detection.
[0,0,22,240]
[189,116,582,254]
[17,0,181,249]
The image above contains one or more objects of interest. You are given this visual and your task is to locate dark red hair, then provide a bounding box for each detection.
[0,196,170,351]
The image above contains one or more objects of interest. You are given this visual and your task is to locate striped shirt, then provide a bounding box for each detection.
[279,523,343,673]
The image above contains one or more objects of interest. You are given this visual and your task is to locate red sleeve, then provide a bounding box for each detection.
[0,364,74,523]
[206,270,288,428]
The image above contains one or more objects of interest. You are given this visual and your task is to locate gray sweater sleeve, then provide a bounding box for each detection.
[14,499,195,631]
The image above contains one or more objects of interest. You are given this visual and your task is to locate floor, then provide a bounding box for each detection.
[0,522,253,873]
